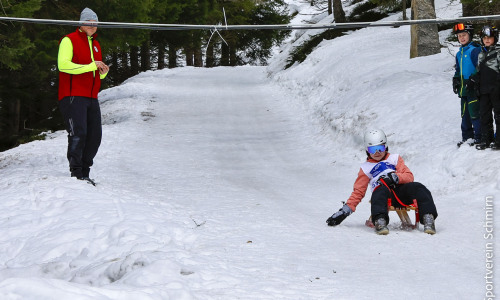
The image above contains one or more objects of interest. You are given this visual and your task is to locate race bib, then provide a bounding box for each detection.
[370,161,396,178]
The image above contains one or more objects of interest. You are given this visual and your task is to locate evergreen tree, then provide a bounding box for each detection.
[150,0,191,69]
[0,0,44,151]
[0,0,291,150]
[460,0,500,18]
[369,0,410,20]
[219,0,290,66]
[97,0,155,82]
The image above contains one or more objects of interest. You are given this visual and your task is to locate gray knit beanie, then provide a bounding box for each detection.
[80,8,98,22]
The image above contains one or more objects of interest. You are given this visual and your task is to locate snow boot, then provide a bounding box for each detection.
[70,167,83,179]
[423,214,436,235]
[476,142,492,150]
[78,177,96,186]
[82,167,90,178]
[457,139,474,147]
[84,177,96,186]
[374,218,389,235]
[491,142,500,150]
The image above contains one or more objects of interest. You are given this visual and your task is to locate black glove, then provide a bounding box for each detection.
[326,204,353,226]
[452,77,460,94]
[468,74,480,97]
[379,172,399,189]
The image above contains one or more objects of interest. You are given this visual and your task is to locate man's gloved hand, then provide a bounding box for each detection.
[326,204,353,226]
[452,77,461,94]
[379,172,399,189]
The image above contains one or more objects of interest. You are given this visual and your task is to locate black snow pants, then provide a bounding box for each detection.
[59,96,102,178]
[371,182,438,225]
[479,87,500,144]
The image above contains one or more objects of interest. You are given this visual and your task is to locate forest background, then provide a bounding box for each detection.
[0,0,497,151]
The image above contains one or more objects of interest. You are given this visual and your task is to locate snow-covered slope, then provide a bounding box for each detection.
[0,0,498,299]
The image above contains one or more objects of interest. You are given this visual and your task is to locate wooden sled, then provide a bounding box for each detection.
[365,199,419,230]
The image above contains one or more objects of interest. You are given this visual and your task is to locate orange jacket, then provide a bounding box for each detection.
[345,153,414,212]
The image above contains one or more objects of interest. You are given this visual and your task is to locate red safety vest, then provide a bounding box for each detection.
[58,29,102,100]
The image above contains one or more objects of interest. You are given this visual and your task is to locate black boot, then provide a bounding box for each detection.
[82,167,90,178]
[476,142,492,150]
[70,168,83,179]
[457,139,475,147]
[80,177,96,186]
[491,142,500,150]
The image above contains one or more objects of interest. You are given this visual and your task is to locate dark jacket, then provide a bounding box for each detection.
[476,44,500,94]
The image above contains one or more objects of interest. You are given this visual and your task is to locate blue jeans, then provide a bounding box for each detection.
[461,96,481,141]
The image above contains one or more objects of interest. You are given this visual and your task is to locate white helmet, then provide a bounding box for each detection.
[364,129,387,148]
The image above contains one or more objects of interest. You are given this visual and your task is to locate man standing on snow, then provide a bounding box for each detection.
[452,23,481,147]
[58,7,110,184]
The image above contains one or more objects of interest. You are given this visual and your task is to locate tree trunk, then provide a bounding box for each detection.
[221,43,230,66]
[168,44,177,69]
[206,42,215,68]
[130,46,140,75]
[158,45,165,70]
[402,0,407,20]
[410,0,440,58]
[185,47,194,66]
[111,52,118,71]
[328,0,332,15]
[229,46,237,66]
[194,47,203,67]
[11,98,21,135]
[333,0,346,23]
[119,51,130,82]
[140,41,151,72]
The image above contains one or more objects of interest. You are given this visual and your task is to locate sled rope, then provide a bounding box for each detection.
[379,178,409,208]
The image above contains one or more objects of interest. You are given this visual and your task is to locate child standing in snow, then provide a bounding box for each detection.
[452,23,482,147]
[473,25,500,150]
[325,129,438,235]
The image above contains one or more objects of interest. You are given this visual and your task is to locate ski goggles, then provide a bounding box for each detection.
[453,23,465,32]
[367,144,386,154]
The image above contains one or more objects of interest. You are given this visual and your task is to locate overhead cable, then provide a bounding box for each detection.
[0,15,499,31]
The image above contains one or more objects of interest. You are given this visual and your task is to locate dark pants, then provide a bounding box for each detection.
[59,96,102,178]
[461,95,481,141]
[479,88,500,144]
[371,182,438,225]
